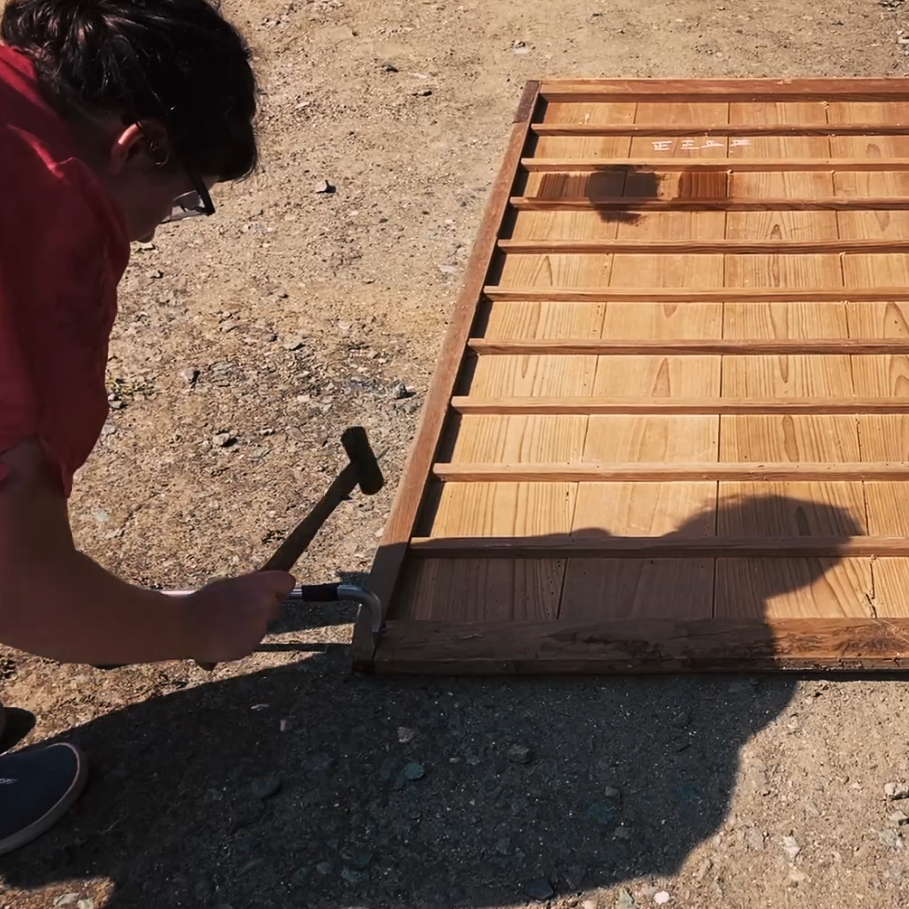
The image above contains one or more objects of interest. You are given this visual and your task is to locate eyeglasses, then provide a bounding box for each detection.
[162,171,216,223]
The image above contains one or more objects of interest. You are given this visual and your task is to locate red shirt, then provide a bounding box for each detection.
[0,44,130,496]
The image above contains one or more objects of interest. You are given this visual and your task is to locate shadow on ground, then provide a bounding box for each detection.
[1,494,861,907]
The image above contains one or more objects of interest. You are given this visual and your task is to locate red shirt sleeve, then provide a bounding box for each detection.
[0,46,129,496]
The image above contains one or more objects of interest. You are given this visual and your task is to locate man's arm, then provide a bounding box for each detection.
[0,438,294,665]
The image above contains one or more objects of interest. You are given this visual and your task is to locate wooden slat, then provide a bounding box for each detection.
[533,123,909,137]
[499,238,909,254]
[409,536,909,558]
[432,462,909,482]
[451,397,909,415]
[510,197,909,211]
[522,158,909,173]
[356,81,542,662]
[484,287,909,303]
[540,79,909,102]
[468,338,909,355]
[368,617,909,674]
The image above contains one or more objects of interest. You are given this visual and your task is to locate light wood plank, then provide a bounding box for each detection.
[522,158,909,172]
[831,126,909,618]
[562,179,722,620]
[511,198,909,211]
[469,338,909,355]
[718,124,873,619]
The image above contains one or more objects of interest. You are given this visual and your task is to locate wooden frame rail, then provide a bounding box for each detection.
[467,339,909,356]
[483,288,909,303]
[510,197,909,211]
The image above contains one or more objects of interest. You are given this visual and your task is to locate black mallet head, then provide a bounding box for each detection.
[341,426,385,495]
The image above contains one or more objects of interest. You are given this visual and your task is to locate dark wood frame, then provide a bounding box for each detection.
[353,78,909,675]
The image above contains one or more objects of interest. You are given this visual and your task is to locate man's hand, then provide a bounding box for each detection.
[0,438,294,666]
[184,571,296,664]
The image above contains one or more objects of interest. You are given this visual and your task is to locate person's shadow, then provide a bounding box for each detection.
[1,493,862,908]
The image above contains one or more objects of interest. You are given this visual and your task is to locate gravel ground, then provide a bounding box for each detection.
[4,0,909,907]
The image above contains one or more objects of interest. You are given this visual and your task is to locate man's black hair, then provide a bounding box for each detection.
[2,0,258,180]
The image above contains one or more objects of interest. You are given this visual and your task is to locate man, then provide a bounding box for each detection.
[0,0,296,856]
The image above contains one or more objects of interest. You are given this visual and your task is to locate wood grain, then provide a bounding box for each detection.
[511,198,909,211]
[522,158,909,173]
[364,616,909,674]
[484,287,909,302]
[469,338,909,355]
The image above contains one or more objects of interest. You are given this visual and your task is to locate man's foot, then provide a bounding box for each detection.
[0,744,88,856]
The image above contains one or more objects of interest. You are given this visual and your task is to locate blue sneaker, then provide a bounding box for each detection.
[0,743,88,856]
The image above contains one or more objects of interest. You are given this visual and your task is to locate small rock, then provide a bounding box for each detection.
[782,835,801,861]
[397,726,416,744]
[412,89,433,97]
[507,744,534,765]
[251,775,282,800]
[54,897,79,908]
[341,868,368,885]
[291,867,311,885]
[179,367,200,386]
[280,718,295,733]
[338,322,352,332]
[654,894,670,907]
[212,432,236,448]
[109,399,124,410]
[604,786,623,801]
[788,868,809,886]
[614,826,633,840]
[525,878,554,901]
[890,810,909,826]
[316,862,333,876]
[885,782,909,800]
[495,836,512,855]
[313,179,335,194]
[239,859,264,875]
[146,269,164,279]
[745,827,766,851]
[879,827,904,849]
[403,762,425,781]
[381,62,399,72]
[588,804,617,826]
[389,380,410,400]
[583,901,598,909]
[671,710,692,729]
[615,889,637,909]
[77,901,95,909]
[439,263,459,275]
[283,337,305,351]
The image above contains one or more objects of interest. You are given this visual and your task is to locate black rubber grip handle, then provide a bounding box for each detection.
[297,584,341,603]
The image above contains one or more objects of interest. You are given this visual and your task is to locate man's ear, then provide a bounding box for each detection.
[109,121,170,175]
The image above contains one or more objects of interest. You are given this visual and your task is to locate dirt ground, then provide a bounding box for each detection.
[5,0,909,906]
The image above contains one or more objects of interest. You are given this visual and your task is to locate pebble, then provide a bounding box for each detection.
[588,803,617,826]
[313,179,335,194]
[381,62,399,72]
[513,40,531,54]
[316,862,333,876]
[77,902,95,909]
[614,826,633,841]
[280,718,295,733]
[788,868,808,886]
[745,827,766,851]
[654,894,670,906]
[412,88,433,97]
[615,890,637,909]
[291,867,311,885]
[342,849,372,870]
[146,269,164,279]
[885,782,909,800]
[179,367,200,386]
[583,901,598,909]
[212,432,236,448]
[54,897,79,908]
[341,868,369,885]
[604,785,623,801]
[507,744,534,764]
[283,337,305,351]
[390,380,410,400]
[403,761,426,781]
[879,828,904,849]
[890,809,909,826]
[397,726,416,743]
[671,709,692,729]
[525,878,554,900]
[251,775,282,800]
[782,835,801,861]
